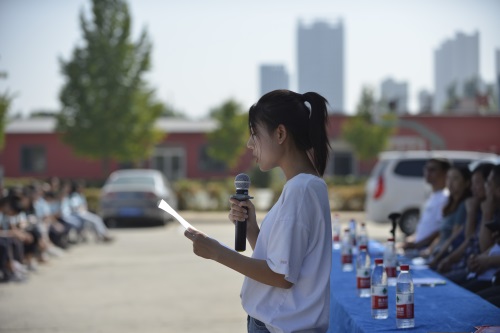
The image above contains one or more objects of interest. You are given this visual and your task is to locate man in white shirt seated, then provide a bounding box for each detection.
[403,158,451,251]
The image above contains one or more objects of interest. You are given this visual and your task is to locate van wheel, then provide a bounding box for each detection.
[399,209,420,236]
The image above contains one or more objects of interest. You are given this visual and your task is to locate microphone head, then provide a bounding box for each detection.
[234,173,251,190]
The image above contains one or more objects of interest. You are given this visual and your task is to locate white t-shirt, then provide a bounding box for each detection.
[240,173,332,333]
[414,188,449,243]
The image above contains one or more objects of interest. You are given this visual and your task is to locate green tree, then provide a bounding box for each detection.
[0,71,14,151]
[341,87,395,161]
[58,0,163,175]
[207,99,248,169]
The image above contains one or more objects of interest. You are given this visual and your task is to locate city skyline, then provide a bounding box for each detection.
[1,0,499,119]
[298,20,344,112]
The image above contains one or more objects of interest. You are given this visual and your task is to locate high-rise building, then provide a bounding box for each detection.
[380,78,408,114]
[259,64,289,97]
[496,49,500,112]
[297,20,344,113]
[417,90,433,114]
[434,31,479,113]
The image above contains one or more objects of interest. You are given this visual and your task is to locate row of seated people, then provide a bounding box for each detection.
[0,179,113,282]
[402,160,500,307]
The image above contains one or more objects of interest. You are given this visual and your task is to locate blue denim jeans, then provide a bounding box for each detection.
[247,316,271,333]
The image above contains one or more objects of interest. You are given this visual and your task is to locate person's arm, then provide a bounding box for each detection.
[404,230,439,250]
[478,199,495,253]
[429,225,464,268]
[436,234,469,273]
[464,197,481,238]
[468,252,500,275]
[185,228,293,289]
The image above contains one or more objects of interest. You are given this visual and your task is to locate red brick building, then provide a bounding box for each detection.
[0,115,499,182]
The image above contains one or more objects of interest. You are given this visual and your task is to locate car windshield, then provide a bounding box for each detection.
[108,176,155,186]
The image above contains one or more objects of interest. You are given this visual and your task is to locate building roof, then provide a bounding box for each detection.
[5,117,218,134]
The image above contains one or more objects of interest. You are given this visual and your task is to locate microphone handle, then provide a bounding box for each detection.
[235,217,247,252]
[231,193,253,252]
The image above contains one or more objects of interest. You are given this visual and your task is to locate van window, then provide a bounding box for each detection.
[394,159,427,177]
[371,160,388,177]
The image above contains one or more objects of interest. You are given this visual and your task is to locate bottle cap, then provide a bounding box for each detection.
[387,238,395,242]
[400,264,410,271]
[359,245,367,250]
[344,228,350,232]
[361,222,366,226]
[375,258,383,264]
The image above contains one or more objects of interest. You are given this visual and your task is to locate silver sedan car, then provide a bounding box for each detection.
[99,169,177,227]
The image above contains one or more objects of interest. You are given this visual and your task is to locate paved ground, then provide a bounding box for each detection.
[0,211,393,333]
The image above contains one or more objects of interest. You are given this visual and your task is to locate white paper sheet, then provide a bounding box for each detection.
[158,199,196,231]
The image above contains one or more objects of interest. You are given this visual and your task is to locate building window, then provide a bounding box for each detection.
[21,146,47,173]
[198,145,226,172]
[151,146,186,181]
[331,151,354,176]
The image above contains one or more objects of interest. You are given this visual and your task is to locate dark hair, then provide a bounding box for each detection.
[0,195,23,214]
[428,157,451,173]
[248,90,331,176]
[491,164,500,187]
[472,163,494,180]
[443,165,472,216]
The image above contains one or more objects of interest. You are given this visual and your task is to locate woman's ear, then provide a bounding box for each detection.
[276,124,287,144]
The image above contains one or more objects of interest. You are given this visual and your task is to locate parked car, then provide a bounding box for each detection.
[365,150,499,235]
[99,169,178,227]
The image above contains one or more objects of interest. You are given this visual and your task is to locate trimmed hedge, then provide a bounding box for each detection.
[4,177,366,213]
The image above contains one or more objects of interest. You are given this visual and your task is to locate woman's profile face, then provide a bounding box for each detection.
[247,122,281,172]
[471,172,486,200]
[446,169,469,197]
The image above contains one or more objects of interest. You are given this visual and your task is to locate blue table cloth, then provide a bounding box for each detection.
[328,243,500,333]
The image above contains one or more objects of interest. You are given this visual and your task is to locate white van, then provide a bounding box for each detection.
[365,150,498,235]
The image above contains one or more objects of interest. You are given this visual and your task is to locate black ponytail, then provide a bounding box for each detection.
[302,92,331,176]
[248,89,331,176]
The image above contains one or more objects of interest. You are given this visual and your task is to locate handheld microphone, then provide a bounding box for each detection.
[231,173,253,252]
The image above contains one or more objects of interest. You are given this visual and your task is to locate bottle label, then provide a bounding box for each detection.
[333,235,340,242]
[341,254,352,264]
[371,286,388,309]
[396,293,414,319]
[356,268,371,289]
[386,266,397,278]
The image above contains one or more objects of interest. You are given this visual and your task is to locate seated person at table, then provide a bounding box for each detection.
[422,166,471,260]
[430,163,494,273]
[403,158,450,251]
[406,165,470,259]
[461,165,500,297]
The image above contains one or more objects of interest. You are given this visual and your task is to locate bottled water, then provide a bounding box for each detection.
[332,214,341,250]
[349,219,357,255]
[357,222,369,250]
[341,228,353,272]
[384,238,397,286]
[356,245,371,297]
[371,258,388,319]
[396,264,414,328]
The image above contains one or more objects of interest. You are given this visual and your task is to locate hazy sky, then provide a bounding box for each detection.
[1,0,499,119]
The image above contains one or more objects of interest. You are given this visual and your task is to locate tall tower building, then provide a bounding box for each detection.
[297,20,344,113]
[259,64,289,97]
[380,78,408,114]
[434,31,479,113]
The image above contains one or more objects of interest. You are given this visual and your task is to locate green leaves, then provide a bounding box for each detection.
[207,99,248,169]
[58,0,162,174]
[0,71,13,151]
[341,87,395,161]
